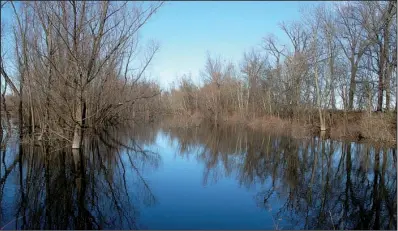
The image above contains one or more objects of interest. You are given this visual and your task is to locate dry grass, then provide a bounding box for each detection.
[359,113,395,142]
[223,113,247,125]
[163,111,204,128]
[247,116,312,139]
[290,122,313,139]
[329,112,396,144]
[247,116,289,132]
[166,111,396,143]
[330,122,361,140]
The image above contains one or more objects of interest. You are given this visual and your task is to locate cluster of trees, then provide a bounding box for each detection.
[164,1,397,131]
[0,1,164,148]
[1,1,396,148]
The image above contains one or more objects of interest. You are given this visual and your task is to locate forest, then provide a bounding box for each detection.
[163,1,397,143]
[0,1,397,150]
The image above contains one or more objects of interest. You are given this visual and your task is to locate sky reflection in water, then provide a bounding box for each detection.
[0,124,396,230]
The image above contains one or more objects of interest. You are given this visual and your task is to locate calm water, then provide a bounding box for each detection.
[0,123,396,230]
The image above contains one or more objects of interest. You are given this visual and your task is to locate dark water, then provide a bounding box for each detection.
[0,123,396,230]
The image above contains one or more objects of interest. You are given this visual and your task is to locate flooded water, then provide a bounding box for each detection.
[0,123,396,230]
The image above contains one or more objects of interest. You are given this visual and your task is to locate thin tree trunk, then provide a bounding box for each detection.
[313,29,326,131]
[384,1,395,111]
[384,27,391,111]
[377,42,385,112]
[348,58,357,110]
[72,91,83,149]
[19,77,23,139]
[2,82,11,135]
[327,32,336,110]
[385,64,391,110]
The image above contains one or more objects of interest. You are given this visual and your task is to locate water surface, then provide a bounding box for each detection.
[0,124,396,229]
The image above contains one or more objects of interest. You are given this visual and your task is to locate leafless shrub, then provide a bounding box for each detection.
[360,113,395,142]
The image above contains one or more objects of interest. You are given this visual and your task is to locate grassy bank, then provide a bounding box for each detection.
[164,110,396,145]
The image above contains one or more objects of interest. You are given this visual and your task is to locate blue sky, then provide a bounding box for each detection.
[140,1,318,89]
[1,1,320,89]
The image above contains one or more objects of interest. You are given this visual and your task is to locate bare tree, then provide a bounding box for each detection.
[2,1,164,148]
[240,49,268,117]
[306,7,326,131]
[334,2,370,110]
[202,53,224,125]
[360,1,396,111]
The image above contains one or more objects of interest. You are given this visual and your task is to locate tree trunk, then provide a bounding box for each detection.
[72,94,83,149]
[1,82,12,136]
[331,85,336,109]
[19,77,23,139]
[384,1,395,111]
[348,58,357,110]
[314,31,326,131]
[28,85,34,136]
[328,35,336,110]
[385,64,391,110]
[377,42,385,112]
[384,27,390,111]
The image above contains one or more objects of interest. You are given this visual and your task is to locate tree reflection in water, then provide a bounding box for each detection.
[163,123,397,230]
[1,123,396,230]
[0,125,160,230]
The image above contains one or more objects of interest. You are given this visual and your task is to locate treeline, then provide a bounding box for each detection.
[163,1,397,134]
[0,1,164,148]
[1,1,396,147]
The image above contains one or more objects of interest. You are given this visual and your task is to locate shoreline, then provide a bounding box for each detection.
[162,111,397,147]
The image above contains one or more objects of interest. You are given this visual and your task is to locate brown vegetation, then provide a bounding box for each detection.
[161,1,397,143]
[0,1,396,147]
[1,1,165,148]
